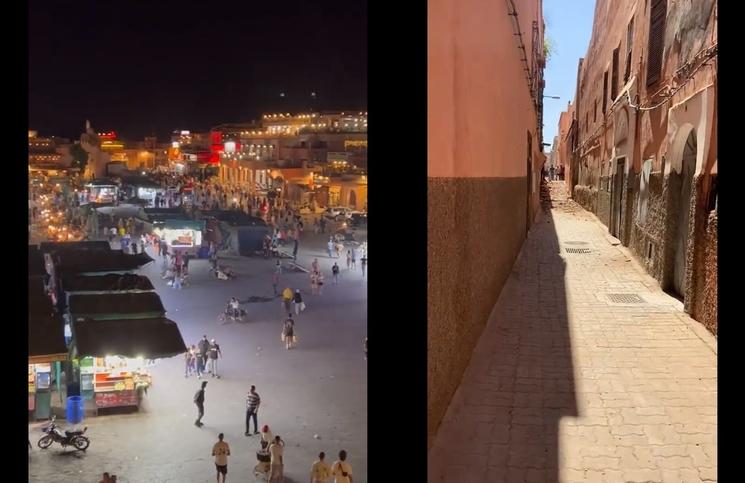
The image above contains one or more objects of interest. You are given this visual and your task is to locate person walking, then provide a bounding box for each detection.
[346,250,352,270]
[350,249,357,270]
[282,287,293,314]
[212,433,230,483]
[332,263,340,284]
[207,339,222,378]
[311,258,320,273]
[310,452,331,483]
[283,315,296,350]
[360,256,367,278]
[184,346,194,378]
[327,238,334,258]
[292,238,299,262]
[194,381,207,427]
[245,385,261,436]
[197,335,210,378]
[331,450,354,483]
[268,435,285,483]
[310,272,319,295]
[293,289,305,316]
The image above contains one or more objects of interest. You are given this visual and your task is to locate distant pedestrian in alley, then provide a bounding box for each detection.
[293,289,305,316]
[245,385,261,436]
[310,272,319,295]
[293,238,299,261]
[311,258,320,273]
[327,238,334,258]
[332,263,340,284]
[331,450,354,483]
[275,259,282,274]
[208,339,222,378]
[360,256,367,278]
[311,452,331,483]
[346,250,352,270]
[194,381,207,427]
[350,249,357,269]
[212,433,231,483]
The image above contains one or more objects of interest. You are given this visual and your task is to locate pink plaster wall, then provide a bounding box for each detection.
[428,0,544,179]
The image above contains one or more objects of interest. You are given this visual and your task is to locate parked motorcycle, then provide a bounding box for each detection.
[37,415,90,451]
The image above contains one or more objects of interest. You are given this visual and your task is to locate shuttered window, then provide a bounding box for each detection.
[602,71,608,113]
[611,46,620,100]
[646,0,667,86]
[624,19,634,82]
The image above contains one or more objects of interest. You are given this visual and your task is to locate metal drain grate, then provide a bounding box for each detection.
[564,241,590,245]
[607,293,645,304]
[565,248,591,254]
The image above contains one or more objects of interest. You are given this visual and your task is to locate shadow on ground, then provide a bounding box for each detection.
[429,181,578,482]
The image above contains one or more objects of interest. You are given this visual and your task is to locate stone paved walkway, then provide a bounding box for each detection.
[428,182,717,483]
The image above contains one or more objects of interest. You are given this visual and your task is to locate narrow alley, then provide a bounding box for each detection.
[428,181,717,483]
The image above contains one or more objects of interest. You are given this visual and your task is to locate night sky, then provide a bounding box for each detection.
[29,0,367,141]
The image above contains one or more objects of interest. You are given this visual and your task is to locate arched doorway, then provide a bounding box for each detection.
[349,190,357,209]
[672,131,697,297]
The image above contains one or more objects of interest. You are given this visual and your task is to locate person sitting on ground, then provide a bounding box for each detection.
[229,297,240,318]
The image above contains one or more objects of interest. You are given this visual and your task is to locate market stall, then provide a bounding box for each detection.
[84,179,119,204]
[79,356,152,408]
[29,279,68,420]
[152,219,205,255]
[71,317,186,413]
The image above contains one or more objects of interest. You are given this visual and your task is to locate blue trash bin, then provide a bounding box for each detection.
[66,396,84,424]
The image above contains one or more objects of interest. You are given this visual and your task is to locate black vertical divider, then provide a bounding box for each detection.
[368,0,428,481]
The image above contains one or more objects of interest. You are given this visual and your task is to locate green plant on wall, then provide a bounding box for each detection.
[544,37,555,63]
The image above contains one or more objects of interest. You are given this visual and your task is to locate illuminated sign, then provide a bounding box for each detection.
[181,130,191,135]
[344,140,368,149]
[224,141,236,153]
[172,141,180,148]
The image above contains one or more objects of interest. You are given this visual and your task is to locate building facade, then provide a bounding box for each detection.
[211,111,368,209]
[561,0,717,332]
[428,0,547,447]
[28,131,72,166]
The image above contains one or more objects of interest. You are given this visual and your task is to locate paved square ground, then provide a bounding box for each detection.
[428,183,717,483]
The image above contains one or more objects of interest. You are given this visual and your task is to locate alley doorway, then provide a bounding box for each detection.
[610,157,625,238]
[672,131,697,298]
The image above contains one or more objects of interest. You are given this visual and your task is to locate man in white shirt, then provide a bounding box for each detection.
[310,451,331,483]
[211,433,230,483]
[268,435,284,482]
[331,450,353,483]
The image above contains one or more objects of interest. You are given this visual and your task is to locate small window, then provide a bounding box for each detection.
[611,46,620,100]
[602,71,608,113]
[646,0,667,86]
